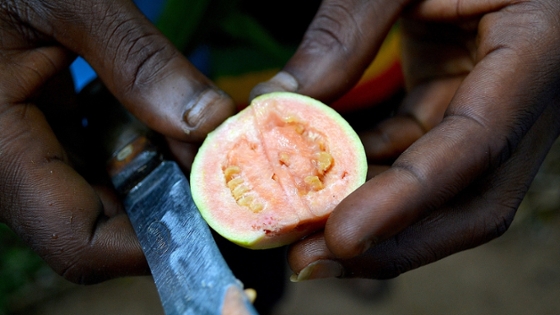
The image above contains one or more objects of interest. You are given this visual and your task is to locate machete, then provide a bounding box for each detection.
[80,81,259,315]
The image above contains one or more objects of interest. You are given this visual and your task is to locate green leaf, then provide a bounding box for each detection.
[219,12,293,63]
[0,224,45,313]
[156,0,211,50]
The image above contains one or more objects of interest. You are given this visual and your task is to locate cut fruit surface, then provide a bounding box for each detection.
[190,92,367,249]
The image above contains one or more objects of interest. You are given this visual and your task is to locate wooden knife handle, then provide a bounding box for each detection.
[78,79,162,194]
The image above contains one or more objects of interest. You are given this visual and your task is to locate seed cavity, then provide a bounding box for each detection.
[306,131,320,142]
[232,184,250,200]
[279,117,335,193]
[224,165,264,213]
[250,202,264,213]
[284,115,305,134]
[237,195,254,207]
[305,175,323,191]
[227,177,244,191]
[226,112,336,207]
[224,166,241,182]
[315,152,333,175]
[279,152,290,166]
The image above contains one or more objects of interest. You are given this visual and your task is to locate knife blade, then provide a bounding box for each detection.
[80,81,259,315]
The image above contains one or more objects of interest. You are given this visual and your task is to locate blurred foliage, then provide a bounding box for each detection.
[0,224,48,315]
[156,0,210,51]
[155,0,319,78]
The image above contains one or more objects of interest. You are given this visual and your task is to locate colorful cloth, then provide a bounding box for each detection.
[71,0,404,113]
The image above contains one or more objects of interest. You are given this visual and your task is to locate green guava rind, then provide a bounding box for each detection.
[190,92,367,249]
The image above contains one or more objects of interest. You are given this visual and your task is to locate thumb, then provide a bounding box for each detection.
[251,0,412,102]
[29,0,234,141]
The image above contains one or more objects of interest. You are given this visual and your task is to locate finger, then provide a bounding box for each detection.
[359,17,473,164]
[399,19,475,89]
[0,45,147,284]
[20,0,235,142]
[324,6,560,259]
[0,102,148,283]
[359,17,473,163]
[251,0,412,102]
[289,98,560,280]
[360,76,462,163]
[287,232,340,281]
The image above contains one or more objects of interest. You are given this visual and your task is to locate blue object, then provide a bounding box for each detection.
[187,45,211,77]
[70,57,97,92]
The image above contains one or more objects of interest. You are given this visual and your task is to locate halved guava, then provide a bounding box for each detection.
[190,92,367,249]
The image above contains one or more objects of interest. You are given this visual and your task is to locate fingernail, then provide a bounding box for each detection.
[249,71,299,101]
[290,260,344,282]
[183,88,226,128]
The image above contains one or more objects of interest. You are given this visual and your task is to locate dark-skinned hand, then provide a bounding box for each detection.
[0,0,234,284]
[252,0,560,280]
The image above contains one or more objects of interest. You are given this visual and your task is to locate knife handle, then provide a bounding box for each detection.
[78,79,163,194]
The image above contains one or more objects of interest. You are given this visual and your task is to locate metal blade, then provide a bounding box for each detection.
[123,160,258,315]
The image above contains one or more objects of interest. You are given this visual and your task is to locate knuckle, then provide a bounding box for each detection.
[390,162,429,194]
[101,16,177,95]
[0,0,29,21]
[485,205,516,240]
[0,1,39,46]
[300,2,362,57]
[478,174,527,241]
[1,0,58,35]
[118,34,176,93]
[462,200,517,247]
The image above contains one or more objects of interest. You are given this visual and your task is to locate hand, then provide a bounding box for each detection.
[0,0,234,283]
[252,0,560,280]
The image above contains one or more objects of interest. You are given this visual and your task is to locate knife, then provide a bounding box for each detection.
[80,81,259,315]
